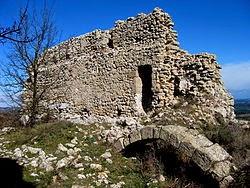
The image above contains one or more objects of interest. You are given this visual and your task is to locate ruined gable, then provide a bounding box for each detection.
[23,8,234,124]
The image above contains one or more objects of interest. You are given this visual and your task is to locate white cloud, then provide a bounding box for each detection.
[221,61,250,91]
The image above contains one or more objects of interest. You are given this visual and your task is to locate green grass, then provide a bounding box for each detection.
[1,121,171,187]
[4,121,75,153]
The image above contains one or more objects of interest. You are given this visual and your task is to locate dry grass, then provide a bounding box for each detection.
[0,110,21,128]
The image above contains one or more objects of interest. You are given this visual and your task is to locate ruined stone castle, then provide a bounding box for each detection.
[24,8,234,123]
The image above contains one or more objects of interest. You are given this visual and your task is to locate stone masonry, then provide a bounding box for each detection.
[114,125,236,187]
[23,8,234,122]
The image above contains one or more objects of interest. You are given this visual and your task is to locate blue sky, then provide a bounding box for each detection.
[0,0,250,106]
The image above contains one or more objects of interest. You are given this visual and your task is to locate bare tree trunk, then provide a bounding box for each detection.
[0,3,58,127]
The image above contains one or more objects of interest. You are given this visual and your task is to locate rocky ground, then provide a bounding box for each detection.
[0,121,174,188]
[0,115,249,187]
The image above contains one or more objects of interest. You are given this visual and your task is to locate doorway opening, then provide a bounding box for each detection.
[138,65,153,113]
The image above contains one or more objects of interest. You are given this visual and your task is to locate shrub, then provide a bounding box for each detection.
[204,124,234,146]
[0,110,21,128]
[230,163,250,188]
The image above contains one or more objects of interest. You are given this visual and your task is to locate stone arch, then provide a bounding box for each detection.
[113,125,235,187]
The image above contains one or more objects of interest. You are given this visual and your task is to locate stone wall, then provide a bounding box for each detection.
[23,8,234,123]
[114,125,235,187]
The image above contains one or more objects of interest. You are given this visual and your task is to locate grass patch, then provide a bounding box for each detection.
[4,121,76,153]
[0,121,170,187]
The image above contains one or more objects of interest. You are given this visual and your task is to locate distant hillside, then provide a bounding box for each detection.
[0,107,17,112]
[234,99,250,120]
[0,107,11,112]
[235,98,250,112]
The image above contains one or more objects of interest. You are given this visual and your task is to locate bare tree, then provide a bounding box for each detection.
[0,5,31,44]
[0,5,58,126]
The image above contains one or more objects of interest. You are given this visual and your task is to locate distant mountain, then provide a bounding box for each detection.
[234,98,250,115]
[235,98,250,103]
[0,107,18,112]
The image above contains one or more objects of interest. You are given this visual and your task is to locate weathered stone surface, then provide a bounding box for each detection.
[179,136,197,157]
[192,148,214,171]
[153,127,161,138]
[192,134,214,148]
[117,125,235,187]
[192,143,229,172]
[202,143,230,162]
[210,160,232,181]
[219,175,234,188]
[160,125,187,148]
[140,126,154,139]
[23,8,234,125]
[159,127,172,142]
[113,138,124,151]
[123,137,130,147]
[129,130,141,143]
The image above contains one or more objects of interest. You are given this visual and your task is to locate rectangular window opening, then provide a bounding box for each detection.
[138,65,153,113]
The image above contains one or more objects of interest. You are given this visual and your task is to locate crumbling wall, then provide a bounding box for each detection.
[23,8,234,123]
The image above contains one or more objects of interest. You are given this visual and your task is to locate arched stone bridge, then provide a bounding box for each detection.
[113,125,235,188]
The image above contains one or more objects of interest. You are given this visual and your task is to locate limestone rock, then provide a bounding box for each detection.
[22,8,234,127]
[115,125,235,186]
[90,163,102,171]
[100,151,112,159]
